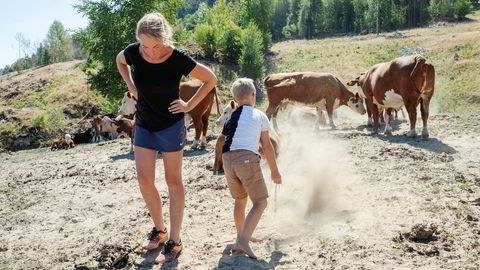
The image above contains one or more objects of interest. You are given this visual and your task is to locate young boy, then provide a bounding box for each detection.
[222,78,282,259]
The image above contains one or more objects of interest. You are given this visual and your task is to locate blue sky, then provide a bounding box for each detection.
[0,0,89,68]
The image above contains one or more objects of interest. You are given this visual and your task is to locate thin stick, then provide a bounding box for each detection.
[274,184,278,213]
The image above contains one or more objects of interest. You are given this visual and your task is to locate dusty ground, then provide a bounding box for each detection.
[1,109,479,270]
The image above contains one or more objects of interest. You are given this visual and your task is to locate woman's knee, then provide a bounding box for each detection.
[137,174,155,189]
[165,176,184,191]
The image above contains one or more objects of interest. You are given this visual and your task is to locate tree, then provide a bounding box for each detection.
[240,23,264,81]
[45,20,72,63]
[74,0,184,97]
[270,0,290,41]
[283,0,302,38]
[239,0,273,52]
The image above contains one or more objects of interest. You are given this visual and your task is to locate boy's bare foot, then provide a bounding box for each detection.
[234,238,257,259]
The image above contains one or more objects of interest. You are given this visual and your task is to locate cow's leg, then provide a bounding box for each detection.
[420,97,430,139]
[325,101,336,129]
[200,112,210,148]
[315,108,326,131]
[379,108,385,125]
[266,103,280,131]
[367,98,379,133]
[383,108,393,135]
[213,135,225,174]
[404,98,418,138]
[192,117,203,149]
[365,100,373,127]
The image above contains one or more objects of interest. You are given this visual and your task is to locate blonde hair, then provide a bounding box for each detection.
[136,12,174,45]
[231,78,256,101]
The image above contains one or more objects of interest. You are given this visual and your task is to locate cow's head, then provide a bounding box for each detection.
[118,91,137,116]
[216,100,238,126]
[347,72,367,86]
[347,93,367,115]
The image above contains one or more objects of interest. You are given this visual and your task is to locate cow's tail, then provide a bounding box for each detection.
[213,88,222,116]
[420,64,435,99]
[410,55,426,80]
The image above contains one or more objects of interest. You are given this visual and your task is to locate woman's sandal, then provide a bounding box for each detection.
[162,239,183,262]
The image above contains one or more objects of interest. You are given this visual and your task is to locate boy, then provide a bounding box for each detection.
[222,78,282,259]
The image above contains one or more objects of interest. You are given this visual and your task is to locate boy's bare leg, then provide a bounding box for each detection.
[234,198,248,237]
[235,198,268,259]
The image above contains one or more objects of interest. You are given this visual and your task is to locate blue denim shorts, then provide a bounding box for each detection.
[134,118,185,152]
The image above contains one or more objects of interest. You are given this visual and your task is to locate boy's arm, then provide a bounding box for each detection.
[260,131,282,184]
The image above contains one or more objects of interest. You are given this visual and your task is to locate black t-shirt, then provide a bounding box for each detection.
[123,43,197,131]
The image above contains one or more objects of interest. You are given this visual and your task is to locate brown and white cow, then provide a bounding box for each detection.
[117,80,221,149]
[347,55,435,138]
[92,115,133,141]
[263,72,366,130]
[213,100,279,174]
[51,134,75,151]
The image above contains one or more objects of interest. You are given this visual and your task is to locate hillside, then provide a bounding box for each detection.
[0,61,103,151]
[1,12,480,270]
[1,12,479,152]
[265,11,480,113]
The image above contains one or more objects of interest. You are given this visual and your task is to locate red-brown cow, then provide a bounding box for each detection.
[347,55,435,138]
[263,72,366,130]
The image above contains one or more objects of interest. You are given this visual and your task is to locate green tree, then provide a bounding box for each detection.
[428,0,454,21]
[454,0,473,19]
[240,23,264,80]
[74,0,184,97]
[45,21,72,63]
[270,0,290,41]
[283,0,302,38]
[239,0,273,52]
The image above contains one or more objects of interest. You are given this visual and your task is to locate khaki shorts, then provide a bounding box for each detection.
[222,150,268,202]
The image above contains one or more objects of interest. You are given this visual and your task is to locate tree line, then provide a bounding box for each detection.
[4,0,476,97]
[1,21,86,75]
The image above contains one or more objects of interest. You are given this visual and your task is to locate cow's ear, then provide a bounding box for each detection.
[230,100,235,109]
[355,92,359,99]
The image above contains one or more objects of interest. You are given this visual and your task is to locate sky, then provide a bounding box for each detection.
[0,0,89,69]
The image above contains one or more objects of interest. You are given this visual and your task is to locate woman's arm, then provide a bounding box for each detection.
[116,51,137,98]
[169,63,217,114]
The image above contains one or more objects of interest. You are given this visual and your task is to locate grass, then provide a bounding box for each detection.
[266,12,480,113]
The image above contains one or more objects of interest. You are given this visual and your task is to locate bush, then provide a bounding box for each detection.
[428,0,454,21]
[218,24,244,64]
[454,0,473,19]
[194,23,217,59]
[240,23,264,80]
[32,107,65,131]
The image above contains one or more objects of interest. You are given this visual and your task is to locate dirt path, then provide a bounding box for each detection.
[1,111,479,270]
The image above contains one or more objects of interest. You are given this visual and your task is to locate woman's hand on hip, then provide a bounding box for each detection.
[169,99,191,114]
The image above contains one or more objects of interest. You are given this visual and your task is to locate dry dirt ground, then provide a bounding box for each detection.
[1,109,479,270]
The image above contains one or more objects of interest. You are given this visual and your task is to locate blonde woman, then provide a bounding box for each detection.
[116,12,216,261]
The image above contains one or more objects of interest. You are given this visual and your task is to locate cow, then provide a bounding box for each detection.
[263,72,366,131]
[72,128,95,144]
[92,115,134,141]
[213,100,279,174]
[51,134,75,151]
[117,80,221,149]
[347,55,435,138]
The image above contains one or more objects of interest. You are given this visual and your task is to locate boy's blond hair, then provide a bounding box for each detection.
[136,12,174,45]
[231,78,255,101]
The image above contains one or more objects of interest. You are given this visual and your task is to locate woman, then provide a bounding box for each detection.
[116,12,216,261]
